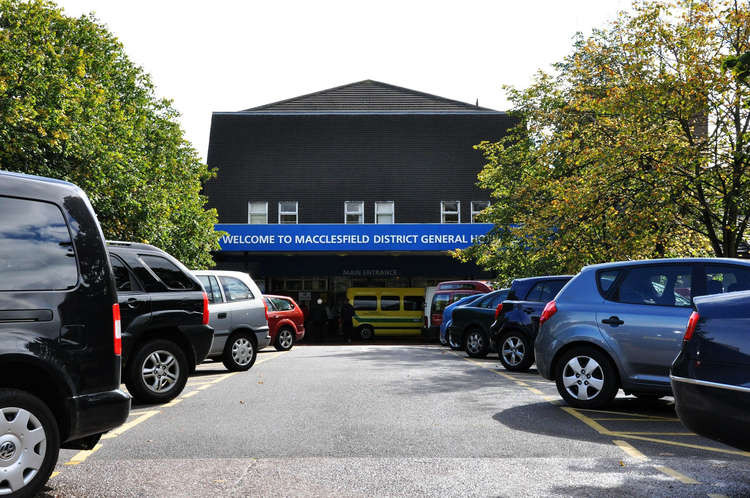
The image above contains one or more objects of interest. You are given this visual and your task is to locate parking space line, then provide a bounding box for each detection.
[613,439,648,461]
[655,465,700,484]
[64,444,102,465]
[100,410,160,439]
[708,494,730,498]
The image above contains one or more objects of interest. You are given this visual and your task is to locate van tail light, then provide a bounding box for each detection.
[494,303,504,319]
[201,291,209,325]
[683,311,699,342]
[539,301,557,326]
[112,303,122,356]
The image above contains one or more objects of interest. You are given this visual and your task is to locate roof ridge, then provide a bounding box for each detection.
[241,80,496,112]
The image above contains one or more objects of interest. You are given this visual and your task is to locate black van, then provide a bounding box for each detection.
[0,171,130,496]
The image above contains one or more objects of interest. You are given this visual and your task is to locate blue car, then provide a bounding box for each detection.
[439,293,487,345]
[535,258,750,408]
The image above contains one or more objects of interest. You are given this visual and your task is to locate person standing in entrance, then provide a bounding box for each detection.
[310,297,327,343]
[341,299,355,344]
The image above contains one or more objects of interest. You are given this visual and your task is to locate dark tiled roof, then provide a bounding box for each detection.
[243,80,498,113]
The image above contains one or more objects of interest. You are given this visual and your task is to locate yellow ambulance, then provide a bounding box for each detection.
[346,288,425,340]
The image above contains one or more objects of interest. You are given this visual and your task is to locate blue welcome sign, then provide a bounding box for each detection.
[216,223,493,252]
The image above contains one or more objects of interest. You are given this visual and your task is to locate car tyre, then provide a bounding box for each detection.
[498,331,534,372]
[126,339,189,404]
[359,325,374,341]
[464,327,490,358]
[555,346,618,409]
[223,331,257,371]
[0,389,60,498]
[447,329,462,350]
[274,327,295,351]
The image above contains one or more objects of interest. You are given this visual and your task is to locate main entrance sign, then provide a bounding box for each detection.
[216,224,493,252]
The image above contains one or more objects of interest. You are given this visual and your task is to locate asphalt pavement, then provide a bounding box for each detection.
[43,345,750,497]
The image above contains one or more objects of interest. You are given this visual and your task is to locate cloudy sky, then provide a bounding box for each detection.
[57,0,629,161]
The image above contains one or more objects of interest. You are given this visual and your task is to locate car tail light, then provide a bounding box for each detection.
[424,316,428,328]
[683,311,699,342]
[201,291,209,325]
[263,299,269,321]
[539,301,557,326]
[494,303,504,319]
[112,303,122,356]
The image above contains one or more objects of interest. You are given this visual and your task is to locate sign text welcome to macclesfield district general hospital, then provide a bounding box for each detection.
[215,224,494,252]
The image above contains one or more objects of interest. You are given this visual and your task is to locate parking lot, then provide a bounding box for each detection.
[42,345,749,497]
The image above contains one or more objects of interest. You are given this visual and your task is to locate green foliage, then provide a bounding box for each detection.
[0,0,220,268]
[461,0,750,283]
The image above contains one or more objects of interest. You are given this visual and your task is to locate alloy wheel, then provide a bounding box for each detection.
[0,407,46,495]
[466,331,484,354]
[142,350,180,393]
[501,336,525,366]
[561,356,604,401]
[279,329,294,349]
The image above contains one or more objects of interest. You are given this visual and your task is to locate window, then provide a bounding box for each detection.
[248,201,268,224]
[353,295,377,310]
[0,196,78,291]
[380,295,400,311]
[598,270,620,294]
[441,201,460,223]
[219,276,254,302]
[271,297,294,311]
[140,254,196,290]
[471,201,490,223]
[279,201,298,224]
[403,296,424,311]
[610,265,693,307]
[431,293,452,313]
[110,255,140,292]
[197,275,223,304]
[375,201,394,224]
[264,297,276,310]
[526,280,568,302]
[700,265,750,296]
[345,201,364,224]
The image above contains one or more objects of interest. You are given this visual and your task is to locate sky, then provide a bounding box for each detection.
[57,0,630,161]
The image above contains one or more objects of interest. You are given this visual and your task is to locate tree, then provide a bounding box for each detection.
[0,0,220,268]
[461,0,750,282]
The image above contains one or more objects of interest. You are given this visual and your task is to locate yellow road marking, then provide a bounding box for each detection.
[527,387,545,395]
[560,406,613,434]
[575,408,677,420]
[708,494,730,498]
[590,417,681,422]
[613,439,648,461]
[64,444,102,465]
[163,397,183,407]
[50,471,59,478]
[182,390,199,398]
[198,383,213,390]
[615,432,695,436]
[101,410,160,439]
[655,465,700,484]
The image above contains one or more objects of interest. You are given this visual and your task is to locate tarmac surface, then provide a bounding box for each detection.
[43,345,750,497]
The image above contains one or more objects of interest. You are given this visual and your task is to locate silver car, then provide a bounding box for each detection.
[193,270,271,371]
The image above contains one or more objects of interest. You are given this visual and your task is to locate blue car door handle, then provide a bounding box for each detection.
[601,316,624,326]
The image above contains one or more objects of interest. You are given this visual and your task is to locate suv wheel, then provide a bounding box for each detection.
[275,327,295,351]
[555,347,618,409]
[0,389,59,497]
[498,332,534,372]
[223,331,257,371]
[359,325,374,341]
[464,328,489,358]
[126,339,189,404]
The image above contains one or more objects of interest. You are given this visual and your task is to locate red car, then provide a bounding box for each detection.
[264,295,305,350]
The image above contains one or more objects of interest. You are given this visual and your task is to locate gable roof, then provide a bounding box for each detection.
[242,80,499,113]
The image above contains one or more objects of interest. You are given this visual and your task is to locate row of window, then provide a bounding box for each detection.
[352,295,425,311]
[247,201,490,224]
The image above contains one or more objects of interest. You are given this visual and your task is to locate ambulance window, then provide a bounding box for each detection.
[380,295,400,311]
[353,296,377,311]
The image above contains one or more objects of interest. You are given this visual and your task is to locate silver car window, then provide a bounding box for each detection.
[219,276,254,302]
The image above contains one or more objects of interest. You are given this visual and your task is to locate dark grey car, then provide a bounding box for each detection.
[535,258,750,408]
